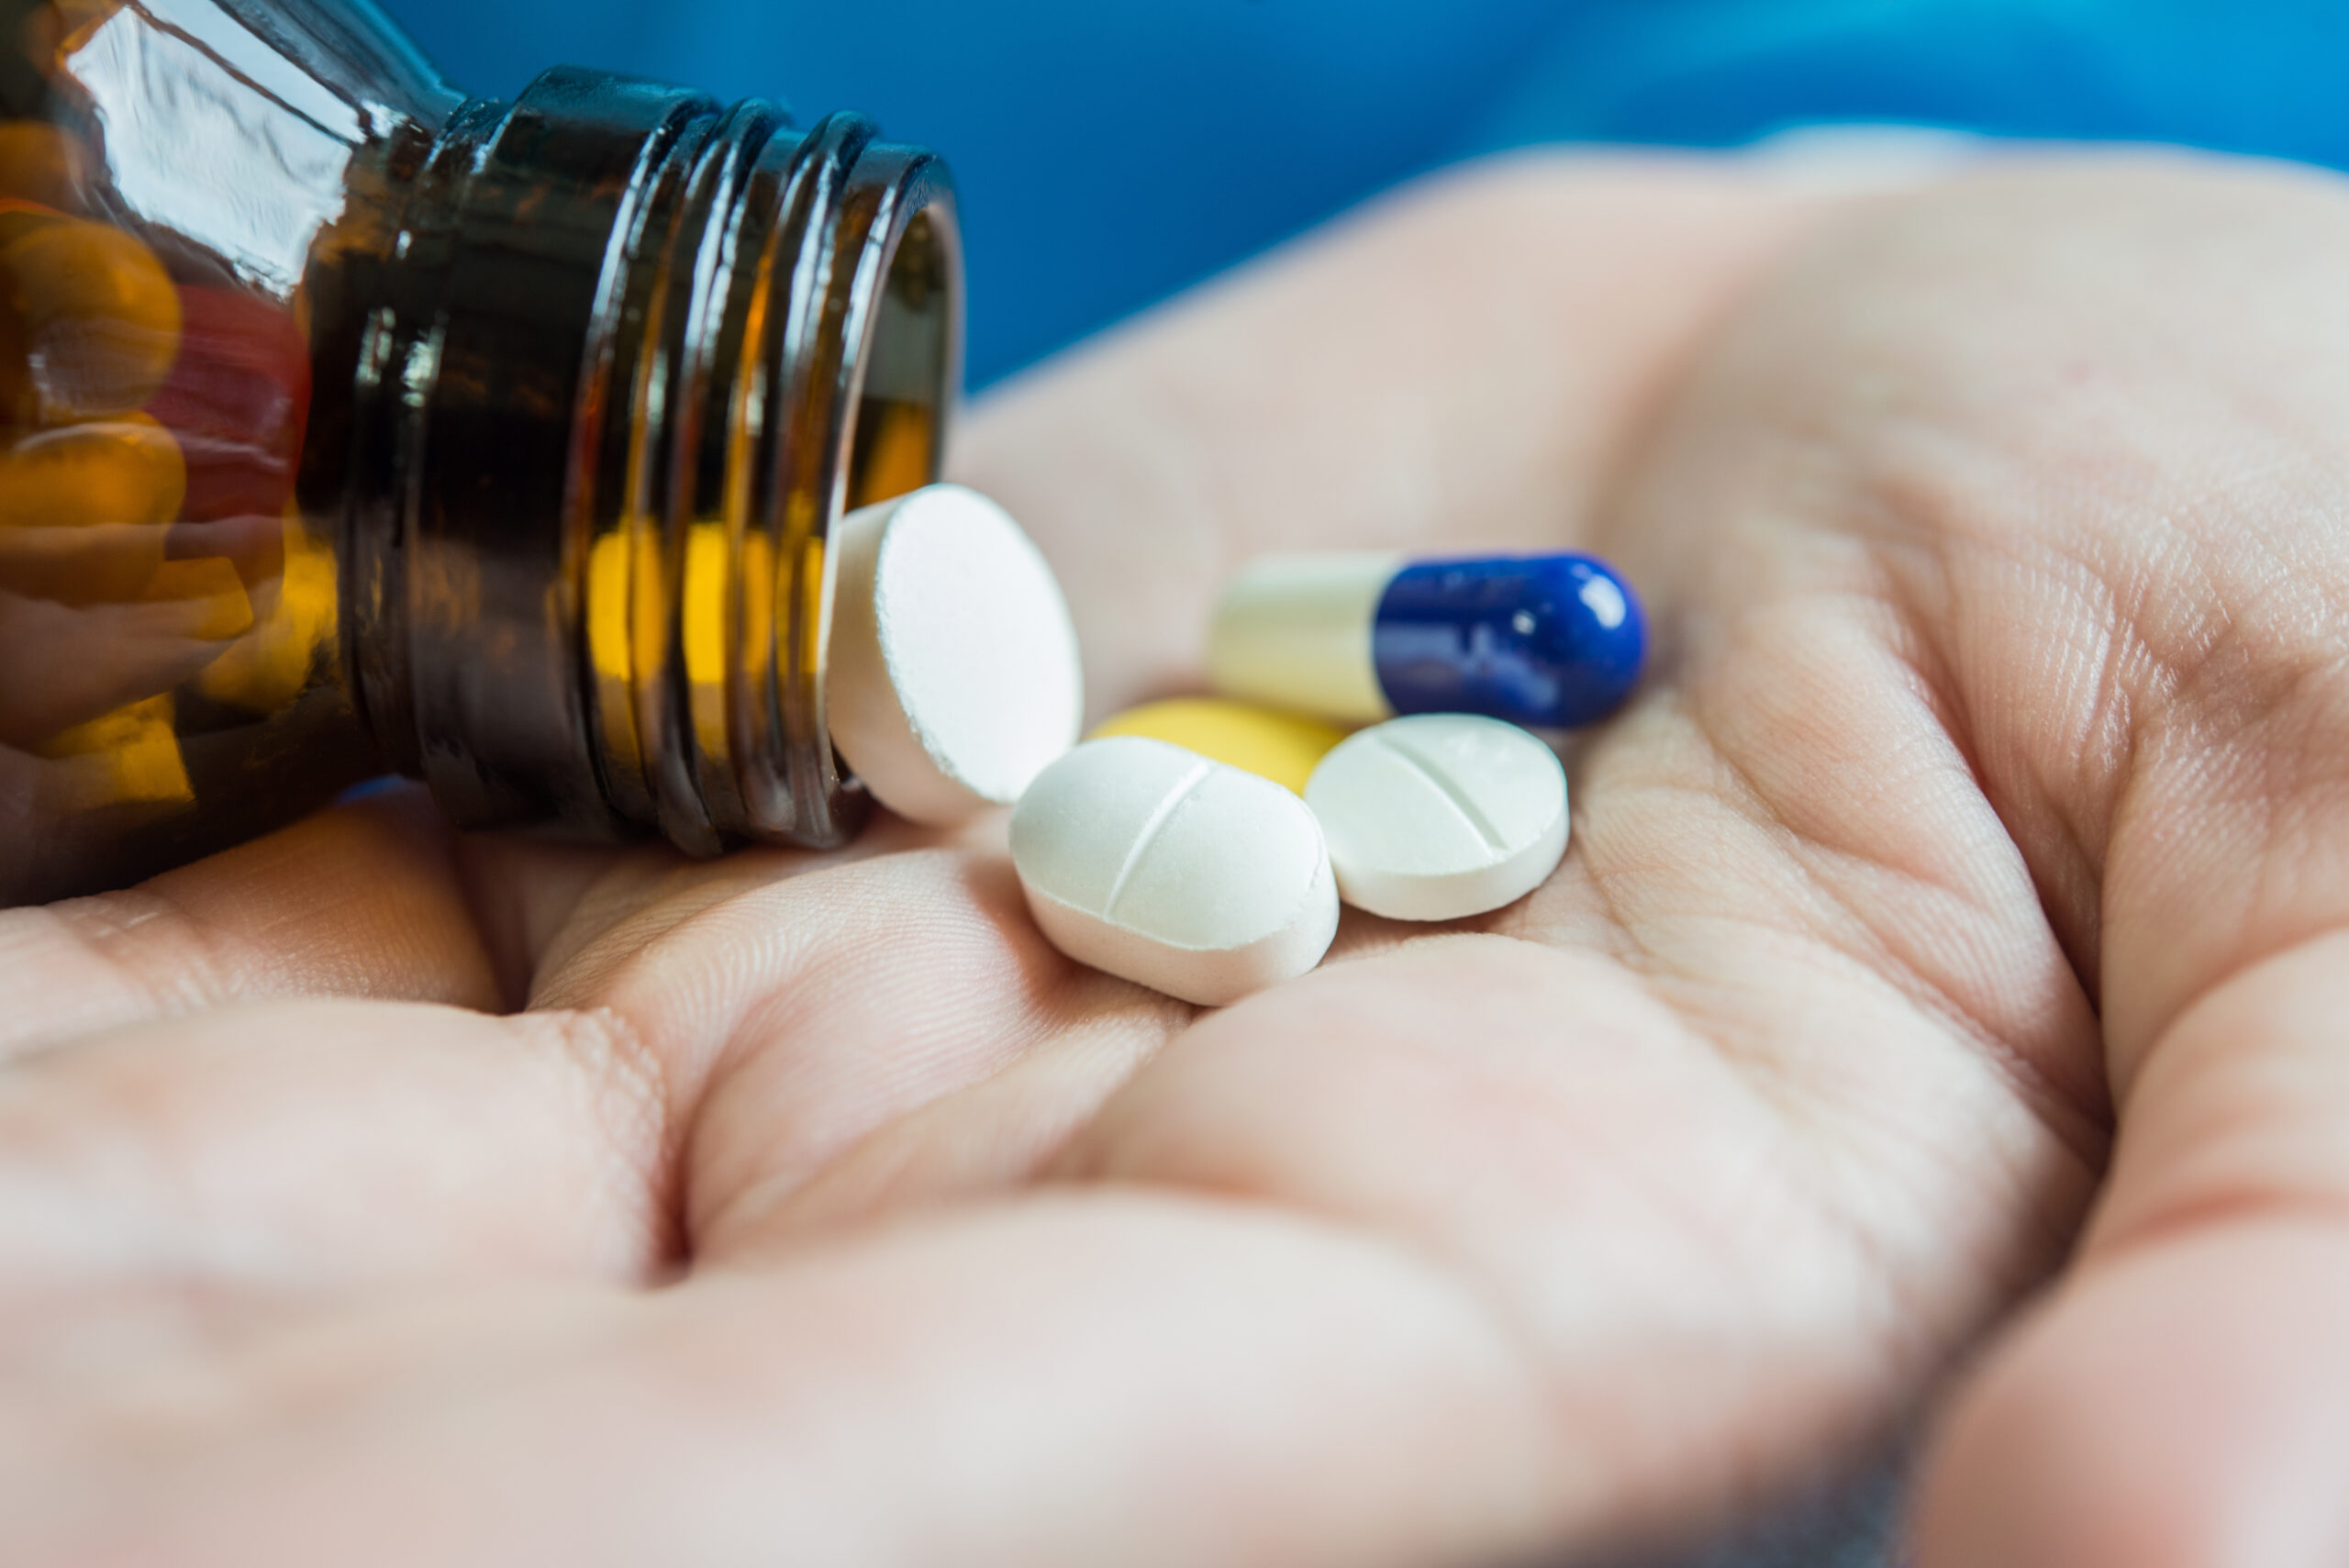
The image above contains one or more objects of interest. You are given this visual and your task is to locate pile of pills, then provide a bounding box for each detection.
[828,484,1645,1006]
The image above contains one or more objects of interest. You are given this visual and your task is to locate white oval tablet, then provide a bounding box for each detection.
[1305,714,1568,922]
[825,484,1084,825]
[1010,737,1340,1006]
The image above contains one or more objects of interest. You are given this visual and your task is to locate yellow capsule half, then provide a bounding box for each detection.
[1087,696,1348,796]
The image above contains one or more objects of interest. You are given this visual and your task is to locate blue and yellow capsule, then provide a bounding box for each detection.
[1208,551,1645,730]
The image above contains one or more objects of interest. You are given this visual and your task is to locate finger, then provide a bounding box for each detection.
[0,787,503,1060]
[12,1196,1565,1568]
[952,153,1855,715]
[1867,161,2349,1568]
[1915,932,2349,1568]
[0,999,674,1373]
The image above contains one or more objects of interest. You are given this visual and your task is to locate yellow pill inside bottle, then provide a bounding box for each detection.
[1087,697,1348,796]
[0,208,183,424]
[0,416,186,602]
[0,413,185,531]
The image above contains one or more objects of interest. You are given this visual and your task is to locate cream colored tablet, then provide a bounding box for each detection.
[1305,714,1567,922]
[825,484,1084,825]
[1208,551,1401,725]
[1010,737,1340,1006]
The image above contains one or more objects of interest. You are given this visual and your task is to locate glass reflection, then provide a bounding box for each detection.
[1,0,453,899]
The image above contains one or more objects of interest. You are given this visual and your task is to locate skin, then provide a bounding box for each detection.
[3,147,2348,1566]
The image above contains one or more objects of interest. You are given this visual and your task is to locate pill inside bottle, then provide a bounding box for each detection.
[0,207,183,425]
[1011,736,1340,1006]
[1208,550,1646,730]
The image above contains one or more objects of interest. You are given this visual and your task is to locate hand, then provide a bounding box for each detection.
[6,148,2348,1568]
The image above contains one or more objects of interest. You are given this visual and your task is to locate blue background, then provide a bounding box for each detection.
[375,0,2349,388]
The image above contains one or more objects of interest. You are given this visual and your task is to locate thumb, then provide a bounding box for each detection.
[1914,928,2349,1567]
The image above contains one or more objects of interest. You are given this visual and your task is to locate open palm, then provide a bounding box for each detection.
[8,150,2349,1568]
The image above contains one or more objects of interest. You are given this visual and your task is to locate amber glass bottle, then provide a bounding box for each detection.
[0,0,960,904]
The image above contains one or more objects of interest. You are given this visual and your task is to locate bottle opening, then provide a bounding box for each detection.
[357,75,964,861]
[847,207,953,515]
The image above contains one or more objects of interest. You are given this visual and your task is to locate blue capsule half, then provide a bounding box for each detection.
[1372,554,1645,729]
[1206,550,1647,731]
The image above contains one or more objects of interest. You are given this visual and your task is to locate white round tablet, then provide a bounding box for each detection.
[1305,714,1568,922]
[1010,737,1340,1007]
[825,484,1084,825]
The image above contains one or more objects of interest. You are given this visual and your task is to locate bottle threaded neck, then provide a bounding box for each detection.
[344,67,962,855]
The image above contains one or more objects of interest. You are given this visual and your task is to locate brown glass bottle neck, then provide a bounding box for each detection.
[338,67,962,856]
